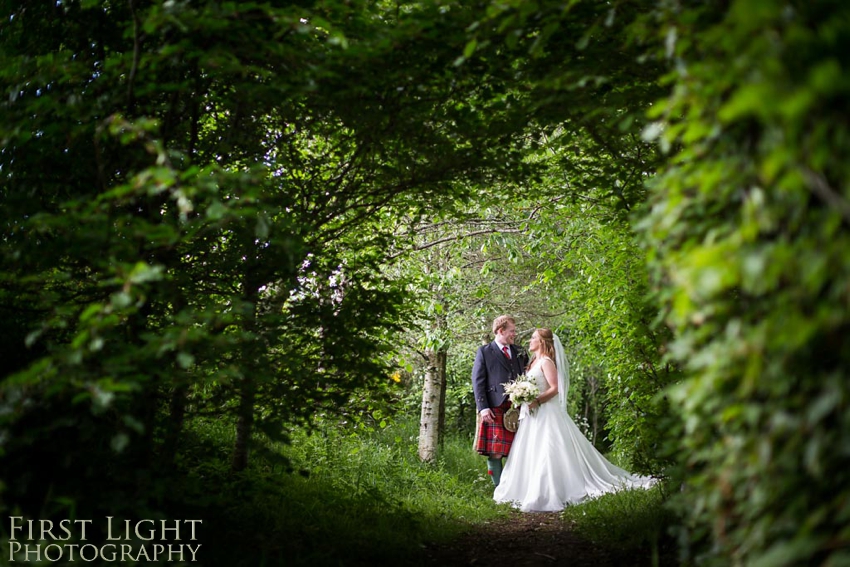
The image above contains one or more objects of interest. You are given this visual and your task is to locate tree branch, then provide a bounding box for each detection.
[127,0,141,113]
[804,168,850,225]
[387,228,522,261]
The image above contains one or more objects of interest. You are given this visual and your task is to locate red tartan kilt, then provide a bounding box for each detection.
[474,402,515,456]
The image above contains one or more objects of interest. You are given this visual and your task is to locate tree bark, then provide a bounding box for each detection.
[436,348,448,446]
[418,350,443,463]
[231,276,260,473]
[419,256,449,461]
[582,374,601,445]
[231,377,256,472]
[160,380,189,469]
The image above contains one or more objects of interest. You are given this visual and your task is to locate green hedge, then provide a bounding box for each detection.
[639,1,850,564]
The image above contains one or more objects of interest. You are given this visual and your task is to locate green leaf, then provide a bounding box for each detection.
[177,352,195,369]
[111,433,130,454]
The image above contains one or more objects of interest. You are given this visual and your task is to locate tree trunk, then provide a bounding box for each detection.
[418,350,442,463]
[231,377,256,472]
[583,375,601,446]
[436,348,448,446]
[419,259,449,461]
[231,276,259,473]
[160,380,189,469]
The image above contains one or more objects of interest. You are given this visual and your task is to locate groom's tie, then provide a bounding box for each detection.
[502,346,510,359]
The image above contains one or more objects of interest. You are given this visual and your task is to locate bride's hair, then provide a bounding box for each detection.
[532,328,556,363]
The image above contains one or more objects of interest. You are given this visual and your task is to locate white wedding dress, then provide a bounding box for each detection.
[494,356,655,512]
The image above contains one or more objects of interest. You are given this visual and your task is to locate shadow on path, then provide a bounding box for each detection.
[421,510,671,567]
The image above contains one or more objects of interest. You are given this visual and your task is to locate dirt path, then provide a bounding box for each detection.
[422,510,662,567]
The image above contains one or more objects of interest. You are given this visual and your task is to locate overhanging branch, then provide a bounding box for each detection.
[387,227,523,261]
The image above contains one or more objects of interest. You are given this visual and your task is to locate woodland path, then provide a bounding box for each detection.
[421,510,674,567]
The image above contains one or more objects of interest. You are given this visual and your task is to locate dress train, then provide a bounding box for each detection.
[494,361,654,512]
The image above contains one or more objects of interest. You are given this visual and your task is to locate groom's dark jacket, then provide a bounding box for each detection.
[472,341,527,412]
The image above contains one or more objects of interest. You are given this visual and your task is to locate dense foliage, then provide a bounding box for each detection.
[390,0,675,473]
[0,0,530,522]
[2,0,848,565]
[639,1,850,564]
[391,163,675,475]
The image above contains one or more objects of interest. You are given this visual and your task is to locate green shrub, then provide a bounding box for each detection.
[169,417,507,566]
[639,1,850,564]
[562,484,677,563]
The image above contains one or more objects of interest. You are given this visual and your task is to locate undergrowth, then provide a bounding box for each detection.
[166,416,677,566]
[171,417,507,566]
[561,482,679,564]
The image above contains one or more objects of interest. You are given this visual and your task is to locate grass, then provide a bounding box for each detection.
[170,416,676,566]
[171,417,508,566]
[280,418,509,530]
[561,483,679,564]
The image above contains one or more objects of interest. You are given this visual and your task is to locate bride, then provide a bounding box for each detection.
[493,328,655,512]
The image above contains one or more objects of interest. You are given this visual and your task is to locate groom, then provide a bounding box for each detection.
[472,315,527,487]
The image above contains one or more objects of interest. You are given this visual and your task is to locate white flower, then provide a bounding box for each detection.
[503,375,539,406]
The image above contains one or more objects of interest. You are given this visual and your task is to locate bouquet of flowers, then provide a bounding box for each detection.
[503,375,539,406]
